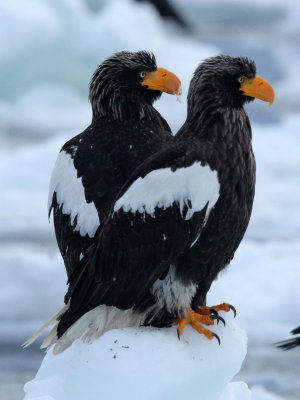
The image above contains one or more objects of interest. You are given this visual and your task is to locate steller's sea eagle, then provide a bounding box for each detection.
[25,55,274,354]
[47,51,181,278]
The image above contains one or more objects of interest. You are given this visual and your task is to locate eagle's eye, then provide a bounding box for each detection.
[238,76,245,84]
[139,71,147,79]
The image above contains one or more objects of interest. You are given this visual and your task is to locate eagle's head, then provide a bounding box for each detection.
[89,51,181,120]
[188,55,274,111]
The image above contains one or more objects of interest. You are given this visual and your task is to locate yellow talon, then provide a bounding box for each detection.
[176,308,215,341]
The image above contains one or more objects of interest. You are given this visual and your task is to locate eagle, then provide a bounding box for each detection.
[25,55,274,354]
[47,50,181,278]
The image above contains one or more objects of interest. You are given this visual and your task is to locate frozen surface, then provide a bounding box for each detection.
[220,383,251,400]
[24,317,249,400]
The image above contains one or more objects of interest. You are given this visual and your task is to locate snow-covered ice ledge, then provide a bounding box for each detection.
[24,313,252,400]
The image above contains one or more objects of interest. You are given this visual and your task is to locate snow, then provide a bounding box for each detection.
[0,134,69,240]
[248,117,300,241]
[220,382,251,400]
[208,239,300,345]
[0,245,66,342]
[24,315,250,400]
[252,387,284,400]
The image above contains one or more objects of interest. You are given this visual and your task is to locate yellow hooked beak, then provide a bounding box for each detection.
[239,76,275,107]
[141,67,182,95]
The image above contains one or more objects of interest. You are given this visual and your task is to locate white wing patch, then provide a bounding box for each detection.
[48,150,100,238]
[114,161,220,222]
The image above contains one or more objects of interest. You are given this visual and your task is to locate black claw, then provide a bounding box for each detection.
[209,308,219,316]
[210,314,219,323]
[211,314,225,326]
[212,332,221,345]
[229,305,237,318]
[177,329,181,341]
[209,309,225,325]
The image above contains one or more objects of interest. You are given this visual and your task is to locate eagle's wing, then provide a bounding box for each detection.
[58,142,220,336]
[277,326,300,350]
[48,132,130,277]
[48,134,101,276]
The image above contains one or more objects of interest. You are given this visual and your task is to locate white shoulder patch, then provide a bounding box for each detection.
[114,161,220,222]
[48,150,100,238]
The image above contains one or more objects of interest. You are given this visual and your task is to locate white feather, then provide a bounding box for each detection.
[52,306,144,354]
[114,161,220,221]
[24,303,145,355]
[22,304,69,348]
[150,265,197,315]
[48,150,100,238]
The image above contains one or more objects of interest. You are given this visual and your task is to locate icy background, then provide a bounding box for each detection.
[0,0,300,399]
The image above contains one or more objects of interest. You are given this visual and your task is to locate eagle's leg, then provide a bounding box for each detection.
[175,308,220,344]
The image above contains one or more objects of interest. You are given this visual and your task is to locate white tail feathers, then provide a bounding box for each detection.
[51,306,145,354]
[22,304,69,349]
[23,304,145,355]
